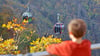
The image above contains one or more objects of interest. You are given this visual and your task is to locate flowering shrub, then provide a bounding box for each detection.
[30,35,62,53]
[2,18,25,32]
[0,38,20,54]
[1,17,27,54]
[1,17,37,54]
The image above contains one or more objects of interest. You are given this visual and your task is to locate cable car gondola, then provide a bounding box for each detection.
[22,7,32,23]
[53,13,64,34]
[54,23,64,34]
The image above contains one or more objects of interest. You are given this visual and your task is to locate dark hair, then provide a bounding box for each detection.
[68,19,86,38]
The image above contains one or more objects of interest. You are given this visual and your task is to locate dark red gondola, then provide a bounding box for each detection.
[53,13,64,34]
[54,23,64,34]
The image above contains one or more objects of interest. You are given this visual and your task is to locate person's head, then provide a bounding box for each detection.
[68,19,86,39]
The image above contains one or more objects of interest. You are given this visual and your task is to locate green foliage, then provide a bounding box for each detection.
[84,4,89,11]
[88,12,94,18]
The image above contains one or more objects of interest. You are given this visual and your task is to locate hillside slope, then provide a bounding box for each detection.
[0,0,100,42]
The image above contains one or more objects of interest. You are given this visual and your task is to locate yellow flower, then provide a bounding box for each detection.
[16,24,20,27]
[2,24,6,28]
[6,24,11,29]
[0,37,3,41]
[12,23,15,27]
[14,28,18,31]
[8,21,12,25]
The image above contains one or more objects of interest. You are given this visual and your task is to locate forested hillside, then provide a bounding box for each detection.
[0,0,100,55]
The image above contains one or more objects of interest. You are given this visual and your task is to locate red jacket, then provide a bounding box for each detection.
[46,39,91,56]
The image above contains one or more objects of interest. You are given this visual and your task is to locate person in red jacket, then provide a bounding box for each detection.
[46,19,91,56]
